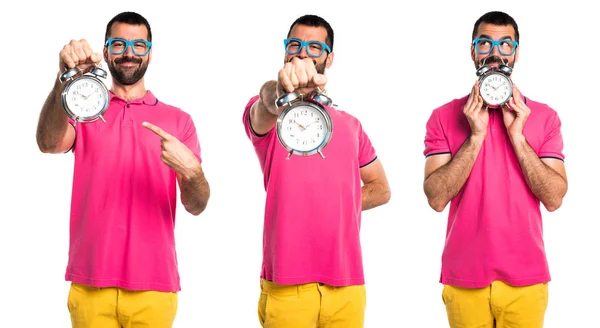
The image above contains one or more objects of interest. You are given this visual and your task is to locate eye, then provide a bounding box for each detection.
[478,39,491,47]
[309,43,323,51]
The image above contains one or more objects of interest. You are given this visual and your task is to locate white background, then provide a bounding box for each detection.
[0,0,597,327]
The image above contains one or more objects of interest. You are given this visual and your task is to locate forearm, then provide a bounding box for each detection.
[424,135,484,212]
[36,76,71,153]
[250,80,279,134]
[361,181,391,211]
[510,135,567,211]
[179,164,210,216]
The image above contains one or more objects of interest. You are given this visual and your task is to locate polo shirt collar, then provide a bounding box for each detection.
[109,90,159,106]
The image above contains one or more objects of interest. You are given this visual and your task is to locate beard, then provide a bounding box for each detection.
[108,56,148,86]
[315,59,327,74]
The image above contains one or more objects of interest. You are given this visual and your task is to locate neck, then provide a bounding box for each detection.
[111,78,147,102]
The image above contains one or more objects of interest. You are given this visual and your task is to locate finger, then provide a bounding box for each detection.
[296,62,309,87]
[512,84,521,99]
[463,89,474,114]
[512,86,529,113]
[142,122,173,140]
[312,73,328,89]
[60,45,77,69]
[474,95,486,114]
[79,39,94,62]
[466,83,480,114]
[70,40,88,65]
[508,97,525,117]
[80,40,102,65]
[289,69,300,90]
[303,58,317,86]
[296,87,316,95]
[278,69,295,93]
[91,52,102,64]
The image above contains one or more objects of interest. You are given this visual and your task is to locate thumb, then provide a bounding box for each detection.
[90,53,102,64]
[313,74,327,87]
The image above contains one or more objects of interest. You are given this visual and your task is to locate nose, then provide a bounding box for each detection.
[123,43,135,56]
[296,45,309,59]
[490,44,501,56]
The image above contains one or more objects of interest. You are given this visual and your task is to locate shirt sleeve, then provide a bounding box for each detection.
[423,109,450,157]
[66,118,77,153]
[358,122,377,168]
[538,111,565,160]
[242,95,274,148]
[180,114,202,164]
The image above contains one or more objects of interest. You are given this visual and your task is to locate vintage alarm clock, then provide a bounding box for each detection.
[275,89,333,159]
[59,65,109,123]
[476,56,513,107]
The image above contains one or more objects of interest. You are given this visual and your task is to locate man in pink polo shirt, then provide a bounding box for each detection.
[423,11,568,328]
[243,14,391,328]
[36,11,210,328]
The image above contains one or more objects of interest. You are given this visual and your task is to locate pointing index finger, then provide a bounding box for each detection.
[142,122,172,139]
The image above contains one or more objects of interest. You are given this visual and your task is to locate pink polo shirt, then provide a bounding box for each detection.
[243,95,377,286]
[65,91,201,292]
[424,94,564,288]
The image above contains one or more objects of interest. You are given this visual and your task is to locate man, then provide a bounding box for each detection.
[423,11,567,328]
[36,11,210,328]
[243,14,391,328]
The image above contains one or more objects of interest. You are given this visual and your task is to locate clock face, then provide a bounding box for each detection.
[480,72,512,106]
[277,103,332,154]
[63,77,109,120]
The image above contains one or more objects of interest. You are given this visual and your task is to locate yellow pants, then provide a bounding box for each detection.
[67,283,178,328]
[258,279,366,328]
[442,280,548,328]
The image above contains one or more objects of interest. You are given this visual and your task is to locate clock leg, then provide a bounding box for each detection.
[99,115,106,123]
[286,150,293,160]
[318,150,325,159]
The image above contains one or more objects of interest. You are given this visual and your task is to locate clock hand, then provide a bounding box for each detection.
[81,90,98,100]
[294,121,306,130]
[304,120,319,128]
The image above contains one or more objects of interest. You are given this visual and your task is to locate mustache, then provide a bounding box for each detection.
[115,56,142,65]
[480,55,507,66]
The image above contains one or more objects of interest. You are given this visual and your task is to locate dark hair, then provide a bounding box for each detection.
[105,11,152,42]
[472,11,519,42]
[287,14,334,51]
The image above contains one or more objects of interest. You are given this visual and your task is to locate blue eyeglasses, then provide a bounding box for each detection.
[105,38,152,56]
[284,38,331,58]
[472,38,518,56]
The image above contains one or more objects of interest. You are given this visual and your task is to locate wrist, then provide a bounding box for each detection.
[470,133,486,144]
[180,161,202,181]
[260,80,278,115]
[509,133,526,145]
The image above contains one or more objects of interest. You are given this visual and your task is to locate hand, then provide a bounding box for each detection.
[59,39,102,73]
[142,122,200,177]
[277,57,327,96]
[463,81,489,138]
[502,85,530,137]
[294,121,306,130]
